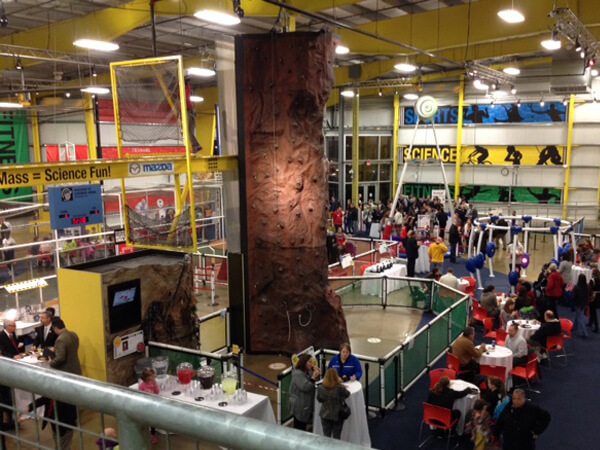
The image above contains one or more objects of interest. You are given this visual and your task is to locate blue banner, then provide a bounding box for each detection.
[403,102,566,125]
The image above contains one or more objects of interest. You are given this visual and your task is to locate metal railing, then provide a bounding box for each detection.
[197,309,230,353]
[0,358,365,450]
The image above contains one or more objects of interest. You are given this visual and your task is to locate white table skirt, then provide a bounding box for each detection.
[449,379,479,435]
[361,264,408,296]
[506,320,540,341]
[313,381,371,447]
[478,345,514,389]
[572,265,592,284]
[14,355,48,415]
[131,376,276,424]
[415,245,430,274]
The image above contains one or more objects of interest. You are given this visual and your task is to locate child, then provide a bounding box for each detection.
[139,368,160,444]
[466,399,498,450]
[95,427,118,449]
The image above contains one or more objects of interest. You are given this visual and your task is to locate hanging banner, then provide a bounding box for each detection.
[403,102,567,125]
[403,184,562,204]
[0,111,32,200]
[400,145,565,166]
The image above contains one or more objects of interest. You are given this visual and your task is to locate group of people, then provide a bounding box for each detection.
[0,309,81,449]
[289,343,362,440]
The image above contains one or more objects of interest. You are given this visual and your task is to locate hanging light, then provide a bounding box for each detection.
[15,57,22,70]
[563,98,568,106]
[341,88,355,98]
[490,99,496,108]
[404,93,419,100]
[497,7,525,24]
[378,89,383,97]
[65,92,71,98]
[473,79,489,90]
[517,99,522,107]
[575,40,582,52]
[510,85,517,95]
[394,63,417,73]
[91,66,97,77]
[190,95,204,103]
[194,9,241,26]
[73,39,119,52]
[541,31,561,50]
[592,69,599,77]
[81,87,110,95]
[187,66,216,77]
[336,45,350,55]
[540,97,545,107]
[503,67,520,75]
[589,58,596,67]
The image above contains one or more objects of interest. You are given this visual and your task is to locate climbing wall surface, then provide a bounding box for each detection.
[240,32,349,353]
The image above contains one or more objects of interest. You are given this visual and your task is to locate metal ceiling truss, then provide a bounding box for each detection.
[0,43,110,67]
[465,61,516,86]
[550,7,600,63]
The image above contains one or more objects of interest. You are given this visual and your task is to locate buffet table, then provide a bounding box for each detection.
[478,345,514,389]
[572,265,593,284]
[361,263,407,296]
[313,381,371,447]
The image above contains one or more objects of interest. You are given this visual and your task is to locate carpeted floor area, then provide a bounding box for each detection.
[368,260,598,449]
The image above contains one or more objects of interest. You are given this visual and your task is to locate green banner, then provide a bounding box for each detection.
[0,110,32,200]
[403,184,561,204]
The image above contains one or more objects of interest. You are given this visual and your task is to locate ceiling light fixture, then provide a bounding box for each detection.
[563,98,568,106]
[378,89,383,97]
[91,66,97,77]
[592,69,599,77]
[0,102,23,108]
[540,98,545,107]
[341,89,355,98]
[190,95,204,103]
[73,39,119,52]
[473,79,489,90]
[581,50,586,59]
[517,99,522,107]
[65,92,71,98]
[15,57,22,70]
[404,93,419,100]
[503,67,521,75]
[575,40,582,52]
[541,31,561,50]
[394,63,417,73]
[510,85,517,95]
[336,45,350,55]
[187,67,216,77]
[81,87,110,95]
[498,4,525,24]
[194,9,241,26]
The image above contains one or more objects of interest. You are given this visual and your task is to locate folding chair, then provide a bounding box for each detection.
[510,357,541,393]
[429,368,456,390]
[418,403,459,450]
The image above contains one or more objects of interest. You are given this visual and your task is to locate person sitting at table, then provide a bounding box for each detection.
[481,286,500,325]
[505,323,529,367]
[580,244,595,265]
[316,368,350,440]
[501,299,519,328]
[452,327,487,384]
[425,267,442,281]
[439,268,460,294]
[527,311,562,358]
[481,376,506,413]
[514,286,532,312]
[289,353,320,431]
[328,342,363,382]
[428,376,477,432]
[33,310,58,351]
[428,237,448,272]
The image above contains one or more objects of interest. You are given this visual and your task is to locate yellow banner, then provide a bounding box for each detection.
[401,145,565,166]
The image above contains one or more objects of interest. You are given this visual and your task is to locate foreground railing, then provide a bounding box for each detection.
[0,359,366,450]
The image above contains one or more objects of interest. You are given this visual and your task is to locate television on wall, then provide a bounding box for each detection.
[107,279,142,334]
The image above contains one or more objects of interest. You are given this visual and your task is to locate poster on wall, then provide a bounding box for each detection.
[431,189,446,204]
[403,184,562,205]
[0,111,32,200]
[403,102,566,125]
[400,145,565,166]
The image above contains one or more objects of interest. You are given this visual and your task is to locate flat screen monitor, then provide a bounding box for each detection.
[107,279,142,334]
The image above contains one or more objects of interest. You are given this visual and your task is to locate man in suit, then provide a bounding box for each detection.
[405,230,419,277]
[33,311,57,350]
[49,317,82,449]
[0,319,23,431]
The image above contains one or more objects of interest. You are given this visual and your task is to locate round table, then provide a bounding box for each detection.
[478,345,514,389]
[572,265,592,284]
[415,244,431,274]
[448,379,479,435]
[506,320,540,341]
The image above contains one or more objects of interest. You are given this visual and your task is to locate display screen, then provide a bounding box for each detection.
[71,217,89,225]
[107,279,142,334]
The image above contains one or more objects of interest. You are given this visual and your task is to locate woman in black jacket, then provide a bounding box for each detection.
[427,376,477,424]
[289,354,320,430]
[573,273,590,338]
[316,368,350,439]
[588,268,600,332]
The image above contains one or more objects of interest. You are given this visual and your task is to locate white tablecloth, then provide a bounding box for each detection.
[361,263,407,296]
[14,355,48,415]
[457,279,470,293]
[449,379,479,435]
[572,265,592,284]
[314,381,371,447]
[416,245,431,273]
[478,345,514,389]
[506,320,540,341]
[131,376,276,425]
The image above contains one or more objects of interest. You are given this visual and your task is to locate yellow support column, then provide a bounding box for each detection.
[563,94,576,219]
[352,92,360,206]
[454,77,466,202]
[83,93,98,160]
[392,92,400,195]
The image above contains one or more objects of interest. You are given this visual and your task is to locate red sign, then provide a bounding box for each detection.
[101,146,186,159]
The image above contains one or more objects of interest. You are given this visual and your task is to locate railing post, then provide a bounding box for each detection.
[382,277,387,309]
[426,325,431,367]
[364,362,370,417]
[277,378,282,424]
[117,413,148,449]
[379,363,385,411]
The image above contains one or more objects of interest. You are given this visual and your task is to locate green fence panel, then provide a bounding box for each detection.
[384,358,398,405]
[401,331,428,389]
[428,315,450,364]
[450,300,468,340]
[279,371,293,423]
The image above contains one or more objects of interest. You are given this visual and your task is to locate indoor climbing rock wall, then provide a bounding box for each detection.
[238,32,349,353]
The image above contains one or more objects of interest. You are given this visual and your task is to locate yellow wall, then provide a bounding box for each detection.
[58,268,107,381]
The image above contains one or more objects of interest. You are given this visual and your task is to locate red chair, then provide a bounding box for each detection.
[472,301,488,324]
[495,328,508,347]
[463,277,477,298]
[429,368,456,390]
[510,358,541,392]
[560,318,573,340]
[544,335,567,367]
[446,352,472,379]
[483,318,498,340]
[418,403,459,450]
[480,364,506,383]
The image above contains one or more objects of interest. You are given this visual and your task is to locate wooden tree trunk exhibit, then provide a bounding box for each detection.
[239,32,349,353]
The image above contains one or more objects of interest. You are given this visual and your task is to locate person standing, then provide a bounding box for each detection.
[572,273,590,338]
[289,354,320,431]
[332,207,344,231]
[405,230,419,277]
[0,319,24,431]
[436,209,448,239]
[588,268,600,332]
[449,219,461,263]
[544,263,563,318]
[49,317,82,449]
[316,368,350,440]
[33,310,58,350]
[428,237,447,272]
[494,389,551,450]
